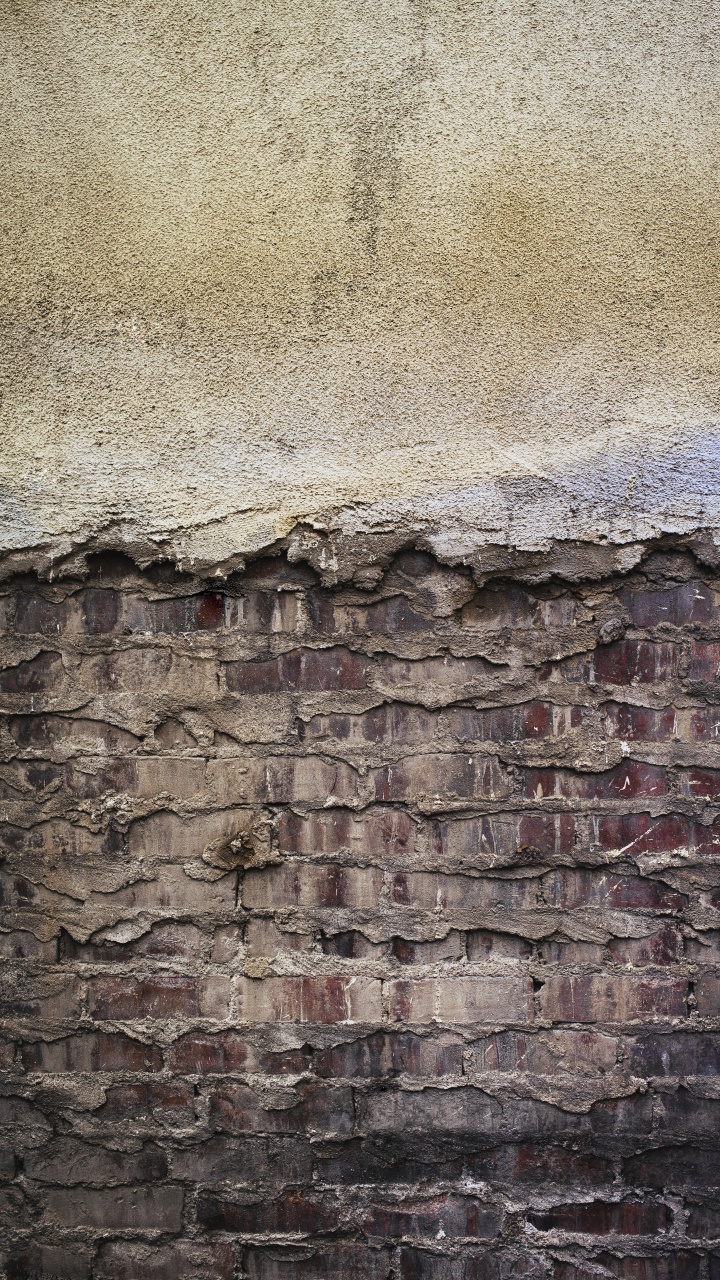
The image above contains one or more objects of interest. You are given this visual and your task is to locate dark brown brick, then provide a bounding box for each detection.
[620,582,715,627]
[524,761,668,801]
[95,1242,236,1280]
[208,1082,354,1137]
[89,974,231,1020]
[0,651,62,692]
[197,1188,338,1234]
[241,1245,392,1279]
[22,1032,162,1072]
[227,646,369,692]
[363,1195,503,1239]
[46,1185,184,1229]
[528,1200,670,1234]
[5,1243,93,1280]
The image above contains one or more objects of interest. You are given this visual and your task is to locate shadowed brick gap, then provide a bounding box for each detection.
[1,546,719,1278]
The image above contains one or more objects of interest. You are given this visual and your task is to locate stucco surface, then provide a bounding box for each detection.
[2,0,720,571]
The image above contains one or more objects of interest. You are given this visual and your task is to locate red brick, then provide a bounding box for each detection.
[432,813,576,866]
[609,925,683,966]
[593,812,694,858]
[689,641,720,680]
[95,1242,236,1280]
[447,701,586,742]
[524,761,667,801]
[683,768,720,800]
[373,754,510,804]
[235,976,382,1023]
[99,1081,195,1122]
[208,755,359,805]
[387,977,533,1024]
[165,1032,309,1075]
[541,975,688,1022]
[601,702,681,742]
[89,974,231,1020]
[528,1200,670,1235]
[22,1032,162,1072]
[314,1032,463,1079]
[13,591,75,635]
[0,651,62,693]
[125,592,226,634]
[620,582,714,627]
[579,640,680,685]
[197,1189,338,1234]
[226,646,369,692]
[242,863,383,909]
[364,1195,503,1239]
[277,807,416,860]
[626,1032,720,1076]
[541,868,686,912]
[46,1185,184,1230]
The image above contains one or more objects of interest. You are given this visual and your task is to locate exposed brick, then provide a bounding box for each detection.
[554,1257,702,1280]
[22,1032,162,1072]
[166,1032,309,1075]
[227,647,369,692]
[25,1138,167,1185]
[431,813,576,865]
[89,974,231,1020]
[620,581,715,627]
[527,1200,671,1234]
[540,975,688,1022]
[235,976,382,1023]
[524,761,668,801]
[4,1243,93,1280]
[625,1032,720,1076]
[241,1245,392,1279]
[572,641,680,685]
[387,977,533,1024]
[0,651,62,693]
[208,1082,354,1136]
[277,807,416,859]
[314,1032,464,1079]
[609,925,683,966]
[94,1242,236,1280]
[363,1195,503,1239]
[541,868,686,912]
[46,1185,184,1230]
[243,863,383,909]
[197,1188,338,1234]
[689,641,720,680]
[373,754,510,804]
[625,1145,720,1190]
[9,713,141,754]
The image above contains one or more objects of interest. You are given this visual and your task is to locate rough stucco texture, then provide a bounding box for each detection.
[2,0,720,570]
[2,546,720,1277]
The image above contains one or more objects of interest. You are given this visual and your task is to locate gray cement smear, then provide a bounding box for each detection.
[2,0,720,574]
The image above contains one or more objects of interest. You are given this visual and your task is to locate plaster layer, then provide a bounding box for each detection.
[2,0,720,569]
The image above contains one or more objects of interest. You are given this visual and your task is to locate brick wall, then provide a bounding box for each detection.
[1,545,719,1279]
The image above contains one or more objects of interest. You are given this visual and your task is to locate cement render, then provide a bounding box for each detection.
[2,0,720,572]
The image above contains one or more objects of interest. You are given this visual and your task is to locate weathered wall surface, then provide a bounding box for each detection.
[2,0,720,572]
[2,545,720,1277]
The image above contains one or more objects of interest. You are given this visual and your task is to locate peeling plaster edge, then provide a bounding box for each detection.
[2,499,720,587]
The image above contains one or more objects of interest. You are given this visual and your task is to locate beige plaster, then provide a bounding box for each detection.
[2,0,719,571]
